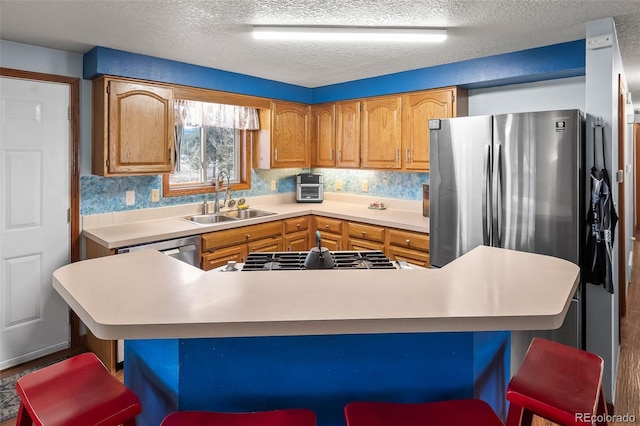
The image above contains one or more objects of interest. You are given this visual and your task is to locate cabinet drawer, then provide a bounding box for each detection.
[316,216,343,234]
[248,237,284,253]
[244,221,283,242]
[348,222,385,242]
[284,216,309,234]
[347,238,385,252]
[201,221,283,251]
[388,229,430,251]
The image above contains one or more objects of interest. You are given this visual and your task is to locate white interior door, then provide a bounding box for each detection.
[0,76,70,369]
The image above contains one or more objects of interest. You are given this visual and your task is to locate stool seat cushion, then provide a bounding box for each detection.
[160,409,317,426]
[344,399,503,426]
[16,353,141,426]
[506,338,604,425]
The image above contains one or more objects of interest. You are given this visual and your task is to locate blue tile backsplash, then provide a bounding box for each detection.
[80,169,429,215]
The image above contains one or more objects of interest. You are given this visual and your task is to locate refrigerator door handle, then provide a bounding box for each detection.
[482,144,492,245]
[495,144,504,247]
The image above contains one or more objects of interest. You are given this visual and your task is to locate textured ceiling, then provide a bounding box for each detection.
[1,0,639,111]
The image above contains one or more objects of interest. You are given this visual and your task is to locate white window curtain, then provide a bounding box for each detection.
[174,100,260,130]
[173,100,260,171]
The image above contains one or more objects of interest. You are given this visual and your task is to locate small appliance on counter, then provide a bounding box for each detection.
[296,173,323,203]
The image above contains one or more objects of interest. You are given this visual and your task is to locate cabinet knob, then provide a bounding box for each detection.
[362,231,366,236]
[296,224,301,229]
[246,234,250,239]
[325,224,330,229]
[406,239,411,245]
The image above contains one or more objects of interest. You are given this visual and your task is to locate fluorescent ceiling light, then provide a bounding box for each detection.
[252,26,447,42]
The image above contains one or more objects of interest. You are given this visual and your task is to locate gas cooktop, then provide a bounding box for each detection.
[241,250,396,271]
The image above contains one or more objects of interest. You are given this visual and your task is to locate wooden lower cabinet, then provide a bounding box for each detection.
[286,231,310,251]
[386,228,430,267]
[315,216,344,250]
[347,221,385,252]
[201,221,283,271]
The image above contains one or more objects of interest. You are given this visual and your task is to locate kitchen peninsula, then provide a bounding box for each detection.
[53,243,579,426]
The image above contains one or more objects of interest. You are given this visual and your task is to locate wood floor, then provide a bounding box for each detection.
[2,245,640,426]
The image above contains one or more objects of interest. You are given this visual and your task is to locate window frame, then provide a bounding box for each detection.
[162,85,270,198]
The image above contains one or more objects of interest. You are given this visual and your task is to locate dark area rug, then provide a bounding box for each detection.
[1,357,68,422]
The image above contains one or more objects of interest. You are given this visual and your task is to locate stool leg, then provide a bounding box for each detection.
[505,402,535,426]
[16,403,33,426]
[595,386,608,426]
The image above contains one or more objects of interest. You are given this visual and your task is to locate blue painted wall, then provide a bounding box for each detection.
[80,40,584,216]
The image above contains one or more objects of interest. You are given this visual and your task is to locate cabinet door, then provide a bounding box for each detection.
[318,231,343,251]
[312,104,335,167]
[202,245,247,271]
[347,238,385,252]
[272,101,310,167]
[387,245,430,267]
[336,101,361,168]
[402,89,454,171]
[107,80,174,174]
[285,231,310,251]
[361,96,402,169]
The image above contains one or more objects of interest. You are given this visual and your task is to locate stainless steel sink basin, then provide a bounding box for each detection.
[183,214,239,224]
[221,209,277,219]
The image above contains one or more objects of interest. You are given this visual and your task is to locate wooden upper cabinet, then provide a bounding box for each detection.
[361,96,402,169]
[401,87,468,171]
[312,103,336,167]
[254,101,311,168]
[92,77,174,176]
[336,101,361,168]
[273,101,310,167]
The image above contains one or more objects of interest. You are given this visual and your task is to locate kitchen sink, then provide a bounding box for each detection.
[221,209,277,219]
[182,209,276,225]
[182,214,239,224]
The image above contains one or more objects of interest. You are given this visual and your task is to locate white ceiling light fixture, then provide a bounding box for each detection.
[252,26,447,43]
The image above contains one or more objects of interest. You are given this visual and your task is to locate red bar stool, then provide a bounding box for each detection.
[345,338,608,426]
[160,409,316,426]
[16,352,142,426]
[505,338,608,426]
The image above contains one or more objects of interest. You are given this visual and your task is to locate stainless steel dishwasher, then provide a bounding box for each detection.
[115,235,200,266]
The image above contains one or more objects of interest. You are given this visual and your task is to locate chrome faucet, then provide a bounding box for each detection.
[214,170,231,213]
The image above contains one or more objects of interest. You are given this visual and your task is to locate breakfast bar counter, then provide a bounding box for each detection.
[53,246,579,426]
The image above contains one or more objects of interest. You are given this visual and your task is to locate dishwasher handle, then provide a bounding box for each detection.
[160,244,197,256]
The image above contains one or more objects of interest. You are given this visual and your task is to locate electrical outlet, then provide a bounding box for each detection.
[335,179,342,191]
[270,180,277,191]
[362,181,369,192]
[125,190,135,206]
[151,189,160,202]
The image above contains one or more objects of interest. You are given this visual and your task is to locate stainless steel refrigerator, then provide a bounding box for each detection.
[429,109,585,372]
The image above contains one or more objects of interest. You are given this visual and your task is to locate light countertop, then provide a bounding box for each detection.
[53,245,580,340]
[82,200,430,249]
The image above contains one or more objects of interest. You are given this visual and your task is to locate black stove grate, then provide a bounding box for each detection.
[241,250,395,271]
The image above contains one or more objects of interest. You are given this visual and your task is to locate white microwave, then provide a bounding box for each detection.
[296,173,323,203]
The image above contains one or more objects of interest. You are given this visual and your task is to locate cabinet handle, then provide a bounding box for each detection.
[288,245,291,251]
[396,148,400,162]
[274,148,278,161]
[406,148,410,162]
[337,150,341,162]
[330,149,333,161]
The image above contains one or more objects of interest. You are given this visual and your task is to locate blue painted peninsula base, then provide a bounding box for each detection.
[125,331,510,426]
